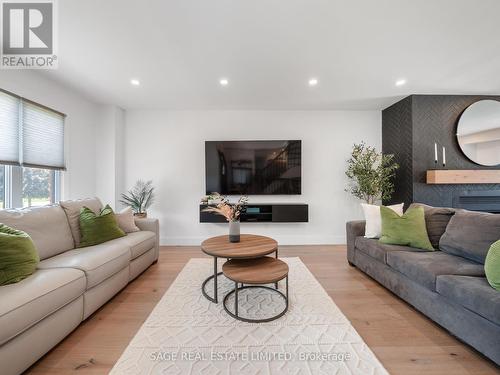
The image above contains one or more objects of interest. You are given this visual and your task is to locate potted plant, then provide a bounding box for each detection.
[345,142,399,204]
[201,192,248,242]
[120,180,155,218]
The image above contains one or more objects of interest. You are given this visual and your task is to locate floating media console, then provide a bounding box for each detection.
[199,203,308,223]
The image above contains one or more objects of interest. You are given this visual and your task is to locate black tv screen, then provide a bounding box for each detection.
[205,140,301,195]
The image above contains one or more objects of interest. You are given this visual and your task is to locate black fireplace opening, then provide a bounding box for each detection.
[453,190,500,213]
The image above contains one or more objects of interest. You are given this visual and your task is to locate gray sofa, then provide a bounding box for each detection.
[346,203,500,365]
[0,198,159,375]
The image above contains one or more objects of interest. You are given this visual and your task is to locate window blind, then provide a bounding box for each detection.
[22,100,65,170]
[0,90,21,166]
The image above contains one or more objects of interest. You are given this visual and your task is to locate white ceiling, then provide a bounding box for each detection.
[44,0,500,110]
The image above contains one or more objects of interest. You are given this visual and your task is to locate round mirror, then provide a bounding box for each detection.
[457,100,500,166]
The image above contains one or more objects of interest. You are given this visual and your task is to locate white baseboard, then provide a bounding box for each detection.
[160,234,346,246]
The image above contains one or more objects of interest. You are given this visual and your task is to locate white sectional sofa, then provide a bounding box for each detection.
[0,199,159,375]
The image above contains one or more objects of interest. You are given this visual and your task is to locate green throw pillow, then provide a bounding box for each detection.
[0,223,39,285]
[79,205,125,248]
[485,240,500,291]
[379,206,434,251]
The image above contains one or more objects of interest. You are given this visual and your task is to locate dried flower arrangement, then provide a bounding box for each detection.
[201,192,248,222]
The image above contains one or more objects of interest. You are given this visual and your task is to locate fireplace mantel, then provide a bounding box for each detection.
[426,170,500,184]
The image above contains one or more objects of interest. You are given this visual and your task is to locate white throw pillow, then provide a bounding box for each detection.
[361,203,404,238]
[115,206,140,233]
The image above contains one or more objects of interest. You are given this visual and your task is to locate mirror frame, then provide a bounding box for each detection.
[456,99,500,167]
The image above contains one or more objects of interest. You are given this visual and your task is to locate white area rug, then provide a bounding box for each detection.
[110,258,389,375]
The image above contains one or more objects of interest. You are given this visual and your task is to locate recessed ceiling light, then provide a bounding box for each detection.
[130,79,140,86]
[308,78,319,86]
[395,79,407,87]
[219,78,229,86]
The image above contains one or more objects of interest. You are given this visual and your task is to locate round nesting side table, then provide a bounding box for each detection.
[201,234,278,303]
[222,256,289,323]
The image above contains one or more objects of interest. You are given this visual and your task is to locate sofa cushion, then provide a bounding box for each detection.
[0,268,85,345]
[0,224,39,285]
[38,241,130,289]
[107,231,156,260]
[485,240,500,290]
[79,205,125,248]
[361,202,404,238]
[409,203,455,249]
[380,206,434,250]
[0,205,74,260]
[355,237,422,264]
[386,251,485,291]
[115,206,140,233]
[60,198,103,247]
[436,275,500,326]
[439,210,500,264]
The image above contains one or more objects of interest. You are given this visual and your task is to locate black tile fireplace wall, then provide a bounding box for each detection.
[382,95,500,209]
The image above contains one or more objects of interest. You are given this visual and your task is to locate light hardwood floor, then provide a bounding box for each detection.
[27,246,500,375]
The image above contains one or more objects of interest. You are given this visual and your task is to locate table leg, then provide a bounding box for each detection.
[213,256,218,303]
[234,282,238,317]
[275,249,279,289]
[202,256,222,303]
[286,275,289,300]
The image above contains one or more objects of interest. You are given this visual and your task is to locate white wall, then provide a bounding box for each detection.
[95,105,126,208]
[0,70,100,199]
[0,73,382,247]
[125,110,381,245]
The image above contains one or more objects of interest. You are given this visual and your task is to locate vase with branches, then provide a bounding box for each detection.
[201,192,248,242]
[345,142,399,204]
[120,180,155,218]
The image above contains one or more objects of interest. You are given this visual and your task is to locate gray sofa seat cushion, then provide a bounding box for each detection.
[436,275,500,326]
[439,210,500,264]
[355,237,422,264]
[0,205,75,260]
[38,241,130,289]
[409,203,455,249]
[386,251,485,291]
[0,268,85,345]
[107,231,156,260]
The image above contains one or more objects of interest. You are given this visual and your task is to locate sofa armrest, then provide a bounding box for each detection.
[346,220,366,264]
[134,217,160,261]
[134,217,158,233]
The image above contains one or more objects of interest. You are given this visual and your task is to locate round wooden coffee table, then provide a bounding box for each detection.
[201,234,278,303]
[222,256,289,323]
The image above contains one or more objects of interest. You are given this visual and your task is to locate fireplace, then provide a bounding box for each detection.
[453,190,500,213]
[382,95,500,209]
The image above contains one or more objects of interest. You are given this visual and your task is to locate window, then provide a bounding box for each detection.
[0,89,65,208]
[22,167,58,207]
[0,165,60,209]
[0,166,4,209]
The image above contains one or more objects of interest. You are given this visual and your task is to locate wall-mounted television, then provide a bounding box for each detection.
[205,140,301,195]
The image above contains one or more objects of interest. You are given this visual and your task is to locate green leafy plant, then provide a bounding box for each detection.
[345,142,399,204]
[120,180,155,215]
